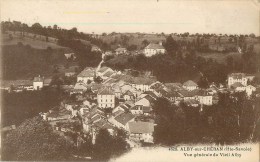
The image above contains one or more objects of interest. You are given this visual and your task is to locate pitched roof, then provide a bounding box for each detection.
[229,73,246,79]
[43,78,52,85]
[114,113,135,125]
[115,47,127,52]
[143,91,157,99]
[98,87,114,95]
[98,66,111,73]
[77,68,95,77]
[103,71,114,77]
[112,110,124,117]
[128,121,154,134]
[140,95,155,103]
[184,99,199,106]
[183,80,198,87]
[145,43,164,50]
[123,90,135,96]
[74,82,88,90]
[33,76,44,82]
[231,82,245,88]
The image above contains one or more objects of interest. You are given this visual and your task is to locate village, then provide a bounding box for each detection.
[1,40,259,148]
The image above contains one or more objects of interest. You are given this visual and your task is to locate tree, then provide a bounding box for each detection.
[2,116,73,161]
[94,76,103,83]
[197,76,209,89]
[153,98,185,145]
[93,129,129,160]
[142,39,149,47]
[164,36,178,56]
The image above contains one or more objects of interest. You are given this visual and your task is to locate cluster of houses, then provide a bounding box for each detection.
[38,60,259,147]
[103,42,166,58]
[0,75,52,92]
[2,56,258,147]
[227,73,256,96]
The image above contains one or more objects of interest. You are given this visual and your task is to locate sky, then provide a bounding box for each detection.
[1,0,259,35]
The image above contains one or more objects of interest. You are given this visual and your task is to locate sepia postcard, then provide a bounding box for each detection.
[0,0,260,161]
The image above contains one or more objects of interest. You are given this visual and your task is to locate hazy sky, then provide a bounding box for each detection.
[1,0,259,35]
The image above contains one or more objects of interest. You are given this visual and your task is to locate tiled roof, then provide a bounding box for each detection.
[183,80,198,87]
[231,82,245,88]
[114,113,135,125]
[119,75,156,85]
[43,78,52,85]
[98,66,111,73]
[103,71,114,77]
[145,43,164,50]
[98,87,114,95]
[128,121,154,134]
[123,90,135,96]
[77,68,95,77]
[184,99,199,106]
[112,110,124,117]
[74,82,88,90]
[143,106,152,113]
[229,73,246,79]
[33,76,44,82]
[143,91,158,99]
[144,95,156,103]
[115,47,127,52]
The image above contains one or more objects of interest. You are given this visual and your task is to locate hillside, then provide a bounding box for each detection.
[1,44,76,80]
[1,32,68,50]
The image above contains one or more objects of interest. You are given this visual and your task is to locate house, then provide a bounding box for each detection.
[130,105,152,115]
[108,112,135,130]
[228,73,248,88]
[77,67,95,84]
[46,108,72,121]
[142,91,158,99]
[112,103,132,114]
[91,45,101,52]
[64,66,79,77]
[245,85,256,96]
[43,78,52,87]
[183,80,198,91]
[135,95,155,107]
[128,121,154,143]
[0,80,34,92]
[165,91,182,104]
[102,71,114,80]
[230,82,246,92]
[115,47,127,55]
[74,82,88,91]
[97,66,114,77]
[33,76,44,90]
[184,99,200,107]
[197,90,213,105]
[97,87,115,108]
[104,51,113,55]
[164,82,183,91]
[123,90,135,101]
[64,53,76,60]
[144,42,165,57]
[209,44,225,52]
[131,77,155,92]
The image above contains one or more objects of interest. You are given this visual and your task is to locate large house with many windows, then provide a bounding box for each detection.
[97,87,115,108]
[144,42,165,57]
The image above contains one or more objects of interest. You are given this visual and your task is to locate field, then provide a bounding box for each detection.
[1,32,67,50]
[197,52,242,64]
[1,44,76,80]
